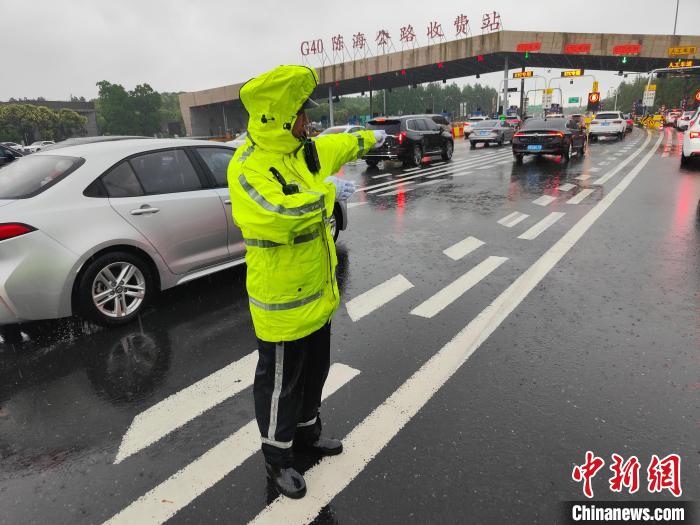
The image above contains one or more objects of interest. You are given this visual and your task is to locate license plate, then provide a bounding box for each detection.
[602,122,610,126]
[479,131,489,135]
[527,144,542,151]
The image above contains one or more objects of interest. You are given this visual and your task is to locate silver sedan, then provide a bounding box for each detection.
[0,139,348,328]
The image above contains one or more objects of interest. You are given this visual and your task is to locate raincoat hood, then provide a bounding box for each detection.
[240,65,319,154]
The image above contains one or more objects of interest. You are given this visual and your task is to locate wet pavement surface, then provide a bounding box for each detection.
[1,128,698,524]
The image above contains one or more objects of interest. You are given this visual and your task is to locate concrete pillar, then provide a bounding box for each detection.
[502,55,509,116]
[328,86,334,127]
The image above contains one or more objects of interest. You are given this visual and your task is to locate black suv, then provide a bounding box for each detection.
[363,115,454,168]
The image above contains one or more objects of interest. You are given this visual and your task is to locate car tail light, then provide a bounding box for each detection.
[514,132,525,137]
[689,120,695,127]
[591,120,599,124]
[0,223,36,241]
[546,131,565,137]
[397,131,407,145]
[689,131,700,139]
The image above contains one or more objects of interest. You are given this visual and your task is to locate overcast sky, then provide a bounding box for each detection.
[2,0,698,106]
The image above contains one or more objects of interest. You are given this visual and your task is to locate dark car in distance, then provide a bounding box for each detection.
[364,115,454,168]
[512,117,587,164]
[0,143,23,167]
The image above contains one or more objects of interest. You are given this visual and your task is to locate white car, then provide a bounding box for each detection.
[462,116,488,138]
[24,140,55,153]
[317,125,366,136]
[680,108,700,167]
[676,111,694,131]
[589,112,626,141]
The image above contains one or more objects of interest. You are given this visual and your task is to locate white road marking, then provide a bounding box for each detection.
[410,256,508,318]
[588,167,600,173]
[557,183,576,192]
[367,180,416,194]
[114,351,258,464]
[575,174,591,181]
[442,236,485,261]
[347,201,368,209]
[248,131,659,525]
[345,274,414,322]
[532,195,557,206]
[358,153,510,194]
[104,363,360,525]
[415,179,444,187]
[497,211,529,228]
[598,161,610,166]
[567,189,594,204]
[376,187,418,196]
[371,173,394,179]
[517,212,565,240]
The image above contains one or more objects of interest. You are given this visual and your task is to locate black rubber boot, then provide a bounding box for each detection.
[295,436,343,456]
[265,463,306,499]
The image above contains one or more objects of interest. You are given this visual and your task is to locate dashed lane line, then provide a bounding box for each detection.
[247,132,659,525]
[557,183,576,192]
[517,212,565,240]
[532,195,557,206]
[443,236,485,261]
[104,363,361,525]
[114,351,257,464]
[410,256,508,319]
[345,274,414,322]
[497,211,529,228]
[567,189,595,204]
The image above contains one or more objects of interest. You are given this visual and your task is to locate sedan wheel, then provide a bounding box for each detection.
[441,141,453,161]
[411,145,422,167]
[562,142,573,163]
[77,252,152,326]
[329,208,340,241]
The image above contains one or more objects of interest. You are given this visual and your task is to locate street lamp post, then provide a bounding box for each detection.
[673,0,680,35]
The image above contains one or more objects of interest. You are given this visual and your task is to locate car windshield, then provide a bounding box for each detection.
[319,127,347,135]
[0,155,84,199]
[366,119,401,134]
[474,120,498,128]
[595,113,619,120]
[521,119,567,131]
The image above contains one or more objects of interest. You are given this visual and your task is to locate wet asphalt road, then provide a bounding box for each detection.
[1,127,698,524]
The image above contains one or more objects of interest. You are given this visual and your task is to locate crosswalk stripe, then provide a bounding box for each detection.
[114,351,258,464]
[371,173,394,179]
[367,180,416,194]
[567,188,594,204]
[104,363,360,525]
[575,174,591,181]
[517,212,565,240]
[557,183,576,192]
[442,236,484,261]
[532,195,557,206]
[345,274,414,322]
[497,211,529,227]
[415,179,445,187]
[376,186,417,196]
[410,256,508,319]
[588,167,600,172]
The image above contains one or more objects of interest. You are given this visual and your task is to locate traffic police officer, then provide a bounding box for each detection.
[227,65,386,499]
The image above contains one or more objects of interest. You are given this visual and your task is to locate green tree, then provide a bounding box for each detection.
[96,81,133,134]
[130,83,162,135]
[54,108,87,140]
